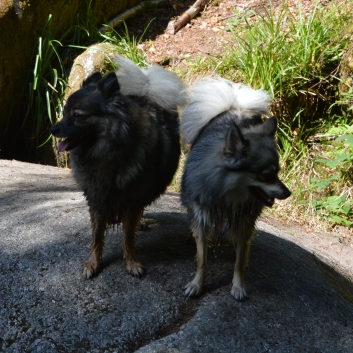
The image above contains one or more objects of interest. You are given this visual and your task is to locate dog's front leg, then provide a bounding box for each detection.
[231,229,253,300]
[83,209,107,279]
[122,210,144,277]
[184,223,210,297]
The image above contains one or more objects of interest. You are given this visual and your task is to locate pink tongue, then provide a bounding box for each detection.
[58,140,70,152]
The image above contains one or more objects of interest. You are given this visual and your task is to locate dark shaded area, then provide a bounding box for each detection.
[0,0,151,163]
[0,0,195,164]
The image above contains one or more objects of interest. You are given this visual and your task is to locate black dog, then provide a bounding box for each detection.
[51,56,184,278]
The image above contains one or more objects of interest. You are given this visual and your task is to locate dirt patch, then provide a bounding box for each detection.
[123,0,325,72]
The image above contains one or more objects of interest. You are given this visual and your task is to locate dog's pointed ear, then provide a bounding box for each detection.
[262,116,277,136]
[224,123,248,160]
[82,72,103,87]
[98,72,120,97]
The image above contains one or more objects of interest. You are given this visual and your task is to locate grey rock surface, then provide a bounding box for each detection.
[1,159,353,353]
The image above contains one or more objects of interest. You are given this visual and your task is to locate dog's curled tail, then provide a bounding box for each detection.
[114,55,185,112]
[180,77,272,145]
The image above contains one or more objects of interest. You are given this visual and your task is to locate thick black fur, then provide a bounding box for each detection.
[51,71,180,278]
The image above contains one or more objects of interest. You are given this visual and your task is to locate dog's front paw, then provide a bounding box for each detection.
[83,261,99,279]
[183,281,203,297]
[231,284,247,301]
[126,261,145,277]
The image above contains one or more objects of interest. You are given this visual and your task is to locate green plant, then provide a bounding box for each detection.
[99,21,150,66]
[310,131,353,227]
[17,3,150,159]
[189,1,351,146]
[19,5,98,153]
[173,0,353,231]
[312,194,353,227]
[24,15,69,150]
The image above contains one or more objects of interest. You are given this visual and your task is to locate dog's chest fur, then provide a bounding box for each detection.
[182,115,266,229]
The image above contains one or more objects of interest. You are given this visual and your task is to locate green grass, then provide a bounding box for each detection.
[182,0,353,230]
[99,21,151,66]
[193,1,350,140]
[22,15,68,151]
[21,6,150,155]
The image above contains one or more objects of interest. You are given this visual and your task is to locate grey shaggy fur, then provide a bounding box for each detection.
[115,55,187,111]
[180,77,271,145]
[180,77,291,300]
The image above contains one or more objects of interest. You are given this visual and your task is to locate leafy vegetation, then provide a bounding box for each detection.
[184,0,353,230]
[190,1,350,138]
[22,15,68,152]
[22,5,149,156]
[310,129,353,227]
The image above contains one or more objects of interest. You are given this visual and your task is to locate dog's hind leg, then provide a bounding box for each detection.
[122,210,144,277]
[184,222,210,297]
[231,227,254,301]
[83,210,107,279]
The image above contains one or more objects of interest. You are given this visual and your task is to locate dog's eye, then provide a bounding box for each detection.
[72,112,84,121]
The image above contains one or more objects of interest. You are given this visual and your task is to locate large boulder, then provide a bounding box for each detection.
[0,0,143,162]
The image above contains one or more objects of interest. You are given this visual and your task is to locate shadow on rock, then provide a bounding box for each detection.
[1,160,353,352]
[2,210,353,353]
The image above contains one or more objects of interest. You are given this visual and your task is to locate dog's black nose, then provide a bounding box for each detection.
[50,124,59,136]
[283,187,291,199]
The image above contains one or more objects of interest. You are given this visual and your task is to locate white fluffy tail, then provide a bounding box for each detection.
[180,77,272,145]
[114,56,185,112]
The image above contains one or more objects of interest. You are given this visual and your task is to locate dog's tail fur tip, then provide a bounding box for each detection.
[180,77,272,145]
[114,55,185,111]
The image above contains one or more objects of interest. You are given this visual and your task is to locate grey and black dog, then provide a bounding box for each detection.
[180,77,291,300]
[51,56,185,278]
